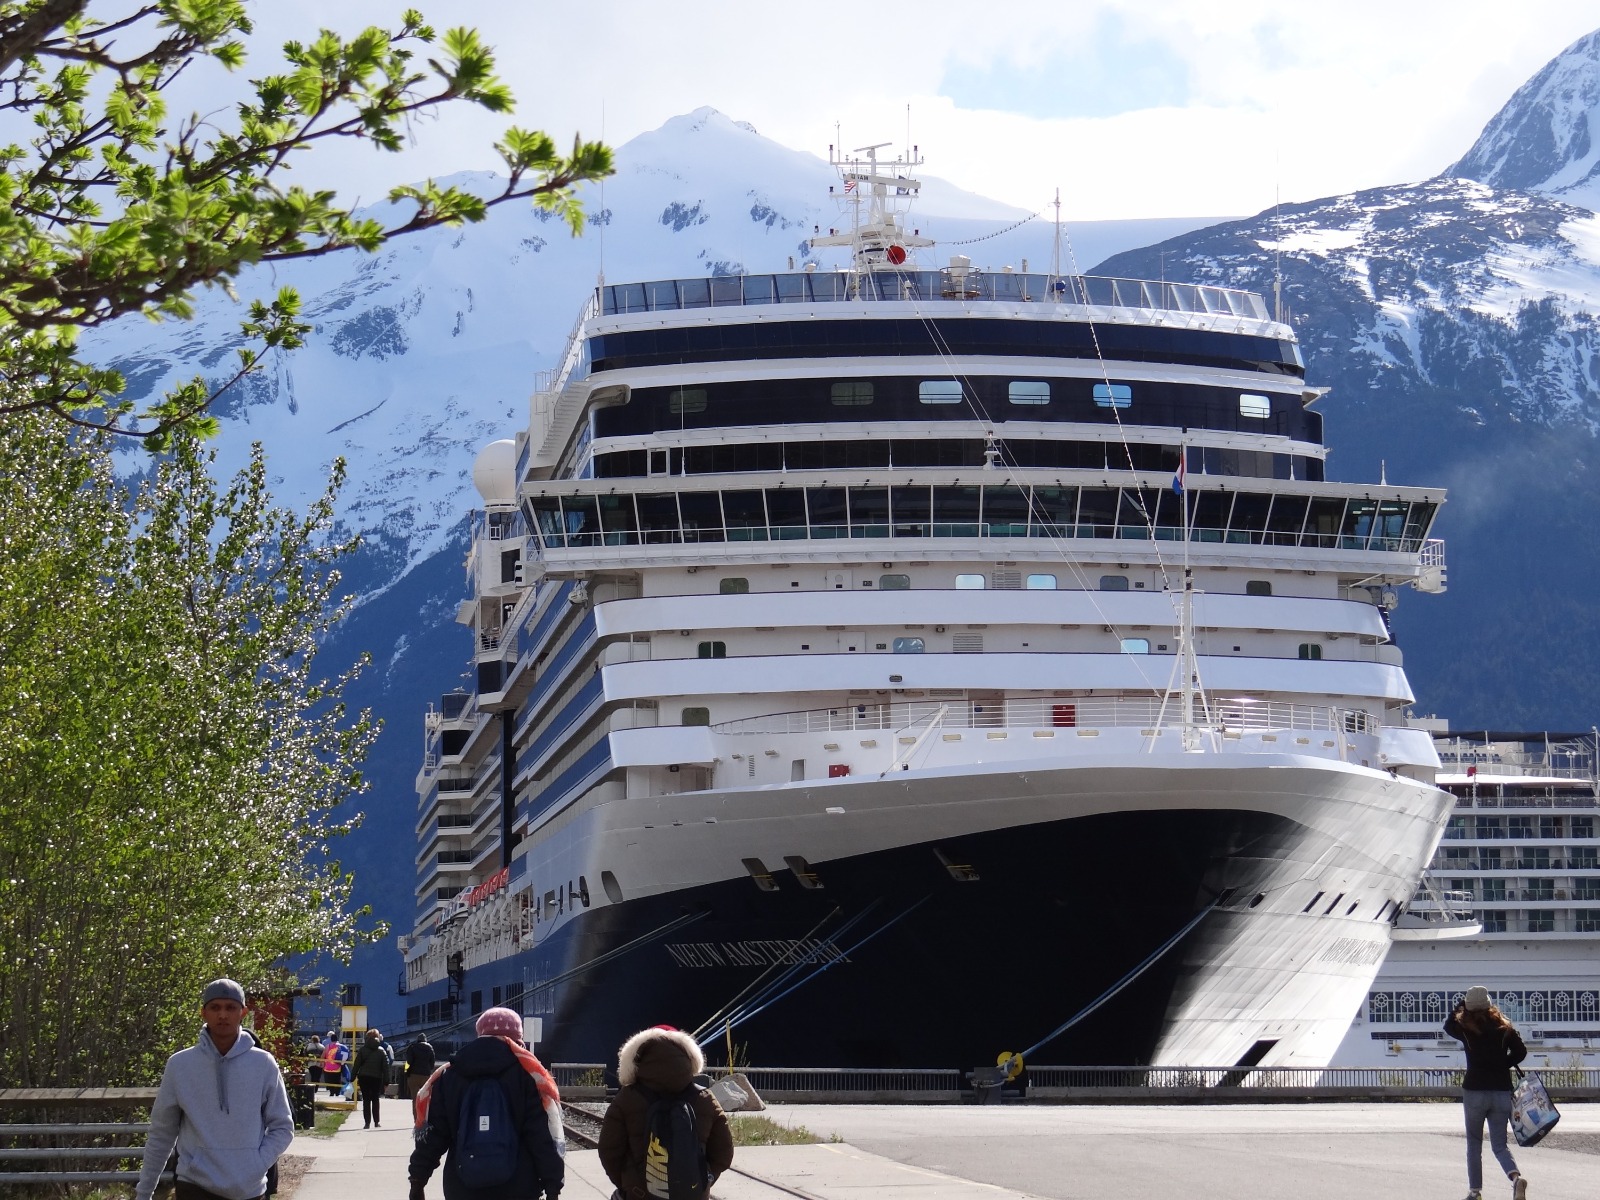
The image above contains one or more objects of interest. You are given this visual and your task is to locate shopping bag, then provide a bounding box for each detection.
[1510,1068,1560,1147]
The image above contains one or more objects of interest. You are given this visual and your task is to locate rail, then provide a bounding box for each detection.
[712,696,1369,738]
[0,1089,169,1186]
[551,1064,1600,1104]
[599,272,1272,322]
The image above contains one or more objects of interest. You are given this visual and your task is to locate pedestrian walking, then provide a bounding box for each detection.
[598,1025,732,1200]
[405,1033,438,1116]
[408,1007,564,1200]
[352,1029,389,1128]
[134,979,294,1200]
[1445,985,1531,1200]
[320,1031,348,1097]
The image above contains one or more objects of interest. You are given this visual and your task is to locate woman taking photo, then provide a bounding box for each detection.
[1445,985,1530,1200]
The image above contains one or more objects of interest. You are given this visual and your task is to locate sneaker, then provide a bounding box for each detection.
[1461,1191,1480,1200]
[1512,1177,1528,1200]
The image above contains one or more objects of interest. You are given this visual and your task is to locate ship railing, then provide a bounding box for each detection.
[711,697,1368,738]
[535,1063,1600,1100]
[1450,790,1600,807]
[598,272,1270,323]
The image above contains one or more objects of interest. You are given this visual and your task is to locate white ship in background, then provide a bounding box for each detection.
[397,143,1457,1070]
[1336,726,1600,1068]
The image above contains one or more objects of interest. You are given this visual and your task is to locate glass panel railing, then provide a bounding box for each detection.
[598,271,1270,320]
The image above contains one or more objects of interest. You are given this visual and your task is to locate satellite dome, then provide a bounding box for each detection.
[471,439,517,505]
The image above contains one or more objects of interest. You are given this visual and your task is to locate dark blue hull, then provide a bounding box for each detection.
[406,805,1310,1069]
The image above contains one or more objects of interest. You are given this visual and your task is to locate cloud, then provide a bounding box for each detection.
[190,1,1600,221]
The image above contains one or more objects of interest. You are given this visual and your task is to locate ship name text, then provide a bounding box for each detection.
[664,938,850,969]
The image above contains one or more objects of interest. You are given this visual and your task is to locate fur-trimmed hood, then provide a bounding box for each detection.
[615,1027,704,1091]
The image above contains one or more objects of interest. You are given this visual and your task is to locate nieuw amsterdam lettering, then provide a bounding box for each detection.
[1318,936,1385,966]
[664,938,850,969]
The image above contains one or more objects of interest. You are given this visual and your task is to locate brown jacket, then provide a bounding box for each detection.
[597,1029,733,1200]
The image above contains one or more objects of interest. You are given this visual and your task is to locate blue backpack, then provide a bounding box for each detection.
[453,1074,520,1188]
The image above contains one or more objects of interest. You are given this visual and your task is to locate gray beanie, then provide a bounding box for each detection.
[201,978,246,1006]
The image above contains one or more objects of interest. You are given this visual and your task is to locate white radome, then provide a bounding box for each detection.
[471,439,517,505]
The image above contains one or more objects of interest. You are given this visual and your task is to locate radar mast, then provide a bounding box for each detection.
[810,142,934,280]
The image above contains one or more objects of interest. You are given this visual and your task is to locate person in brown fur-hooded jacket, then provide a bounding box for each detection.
[597,1026,733,1200]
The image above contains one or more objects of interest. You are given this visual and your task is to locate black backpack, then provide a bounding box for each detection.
[641,1084,710,1200]
[453,1073,521,1188]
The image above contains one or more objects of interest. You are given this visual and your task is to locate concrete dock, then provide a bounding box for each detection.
[292,1102,1600,1200]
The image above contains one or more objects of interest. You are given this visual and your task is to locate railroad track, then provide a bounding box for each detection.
[559,1100,604,1149]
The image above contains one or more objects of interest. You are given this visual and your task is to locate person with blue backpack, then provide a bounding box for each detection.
[598,1026,732,1200]
[408,1008,564,1200]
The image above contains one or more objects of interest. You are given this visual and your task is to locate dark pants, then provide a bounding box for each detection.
[406,1072,430,1118]
[358,1074,385,1126]
[177,1182,264,1200]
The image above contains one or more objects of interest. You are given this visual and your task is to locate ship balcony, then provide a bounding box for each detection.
[1431,858,1600,872]
[610,695,1382,776]
[416,817,498,869]
[1447,791,1598,809]
[710,695,1372,739]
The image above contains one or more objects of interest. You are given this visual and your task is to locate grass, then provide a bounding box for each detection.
[310,1109,350,1137]
[728,1115,841,1146]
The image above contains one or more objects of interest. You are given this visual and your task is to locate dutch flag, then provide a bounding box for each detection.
[1172,454,1186,496]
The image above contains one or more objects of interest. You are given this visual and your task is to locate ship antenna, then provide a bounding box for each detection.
[1050,188,1062,284]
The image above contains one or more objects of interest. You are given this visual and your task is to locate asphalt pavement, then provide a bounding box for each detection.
[290,1101,1600,1200]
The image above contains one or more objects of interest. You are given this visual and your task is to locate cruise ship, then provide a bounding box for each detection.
[398,146,1457,1070]
[1335,727,1600,1068]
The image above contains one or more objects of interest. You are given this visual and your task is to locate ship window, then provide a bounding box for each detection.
[1120,637,1150,654]
[879,574,911,590]
[719,577,749,594]
[892,637,925,654]
[681,707,710,726]
[1481,911,1506,933]
[831,380,874,406]
[1099,575,1129,591]
[1239,392,1272,419]
[1008,380,1050,405]
[919,379,964,404]
[697,642,726,659]
[1298,643,1322,660]
[1093,383,1132,408]
[668,387,707,414]
[955,574,986,589]
[1301,891,1324,913]
[1026,573,1057,589]
[1577,910,1600,933]
[1246,580,1272,596]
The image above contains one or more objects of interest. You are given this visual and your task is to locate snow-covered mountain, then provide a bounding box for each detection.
[1449,28,1600,210]
[85,107,1221,1016]
[1098,27,1600,735]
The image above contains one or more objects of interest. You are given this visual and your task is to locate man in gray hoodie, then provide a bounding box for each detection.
[135,979,295,1200]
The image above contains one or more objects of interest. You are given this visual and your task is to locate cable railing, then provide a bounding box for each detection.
[533,1063,1600,1099]
[711,696,1369,737]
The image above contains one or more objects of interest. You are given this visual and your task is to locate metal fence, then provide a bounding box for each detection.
[543,1064,1600,1103]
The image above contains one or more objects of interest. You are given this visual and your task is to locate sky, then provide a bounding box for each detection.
[184,2,1600,222]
